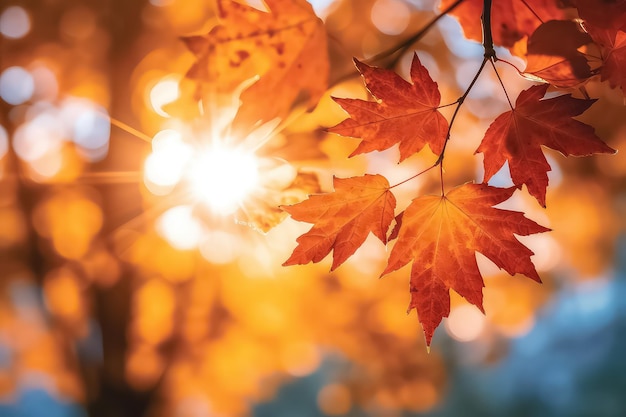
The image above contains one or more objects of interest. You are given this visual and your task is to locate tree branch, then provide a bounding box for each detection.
[481,0,496,59]
[328,0,466,87]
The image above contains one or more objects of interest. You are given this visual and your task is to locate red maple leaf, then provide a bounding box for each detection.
[382,183,550,346]
[587,26,626,92]
[329,54,448,162]
[476,84,615,207]
[524,20,594,88]
[282,174,396,270]
[440,0,566,51]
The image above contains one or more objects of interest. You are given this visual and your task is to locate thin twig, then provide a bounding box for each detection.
[328,0,466,87]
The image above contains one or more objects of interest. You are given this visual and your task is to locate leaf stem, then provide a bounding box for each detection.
[496,57,523,74]
[437,102,459,109]
[490,59,514,109]
[389,164,438,189]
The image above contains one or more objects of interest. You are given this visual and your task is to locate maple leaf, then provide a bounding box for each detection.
[575,0,626,29]
[476,84,615,207]
[587,26,626,92]
[329,54,448,162]
[239,171,321,233]
[382,183,550,346]
[440,0,566,52]
[524,20,594,88]
[282,174,396,270]
[183,0,328,131]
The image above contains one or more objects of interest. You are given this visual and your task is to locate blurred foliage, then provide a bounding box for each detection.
[0,0,625,417]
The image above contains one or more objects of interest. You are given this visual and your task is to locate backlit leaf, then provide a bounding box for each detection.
[440,0,566,52]
[329,54,448,162]
[183,0,329,130]
[239,171,321,233]
[587,26,626,92]
[524,20,594,88]
[476,84,615,207]
[283,174,396,270]
[382,183,550,345]
[576,0,626,29]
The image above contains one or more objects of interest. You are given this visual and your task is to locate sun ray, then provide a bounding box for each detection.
[108,116,153,143]
[109,188,189,258]
[76,171,143,184]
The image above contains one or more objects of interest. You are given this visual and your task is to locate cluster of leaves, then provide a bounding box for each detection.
[184,0,622,346]
[447,0,626,90]
[181,0,329,232]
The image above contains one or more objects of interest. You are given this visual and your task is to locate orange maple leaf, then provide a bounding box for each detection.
[282,174,396,271]
[382,183,550,346]
[329,54,448,162]
[476,84,615,207]
[183,0,328,130]
[440,0,566,51]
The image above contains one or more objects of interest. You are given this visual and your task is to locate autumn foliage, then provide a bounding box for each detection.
[3,0,626,415]
[180,0,624,345]
[328,55,448,161]
[477,84,615,207]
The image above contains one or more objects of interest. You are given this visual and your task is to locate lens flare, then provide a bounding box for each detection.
[144,130,192,195]
[187,145,260,215]
[149,76,180,117]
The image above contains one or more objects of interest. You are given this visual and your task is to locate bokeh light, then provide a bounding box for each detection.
[63,98,111,161]
[12,112,64,162]
[0,6,31,39]
[59,6,97,42]
[445,304,487,342]
[198,230,241,264]
[156,205,204,250]
[0,124,8,160]
[370,0,411,35]
[0,67,35,105]
[144,129,192,193]
[317,383,352,415]
[149,76,180,117]
[30,66,59,101]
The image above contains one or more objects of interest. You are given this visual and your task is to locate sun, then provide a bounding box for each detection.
[186,145,260,215]
[142,127,263,217]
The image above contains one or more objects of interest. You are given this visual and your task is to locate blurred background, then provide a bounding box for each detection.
[1,0,626,416]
